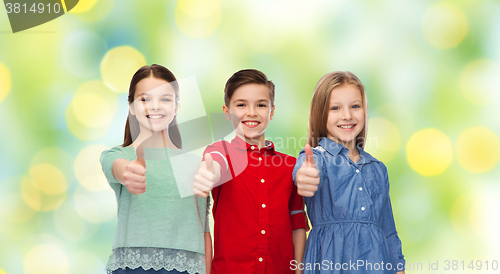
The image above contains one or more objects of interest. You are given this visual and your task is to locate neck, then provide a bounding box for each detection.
[134,128,176,148]
[238,134,266,149]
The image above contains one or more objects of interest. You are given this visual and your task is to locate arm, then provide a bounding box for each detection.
[204,232,212,274]
[100,147,146,195]
[293,228,306,274]
[112,158,130,184]
[379,165,405,272]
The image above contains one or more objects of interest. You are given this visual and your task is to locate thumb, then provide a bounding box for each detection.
[304,144,316,168]
[204,153,214,173]
[135,142,146,168]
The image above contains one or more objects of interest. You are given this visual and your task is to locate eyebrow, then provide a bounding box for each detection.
[137,92,174,97]
[330,100,363,104]
[233,99,269,103]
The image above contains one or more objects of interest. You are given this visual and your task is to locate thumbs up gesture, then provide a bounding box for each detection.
[123,142,147,195]
[193,153,222,198]
[296,144,320,197]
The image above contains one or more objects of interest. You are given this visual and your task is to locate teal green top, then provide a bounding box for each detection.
[100,146,209,254]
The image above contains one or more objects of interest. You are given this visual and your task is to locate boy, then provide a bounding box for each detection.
[194,69,308,273]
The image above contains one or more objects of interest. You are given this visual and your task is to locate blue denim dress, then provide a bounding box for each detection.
[293,138,405,273]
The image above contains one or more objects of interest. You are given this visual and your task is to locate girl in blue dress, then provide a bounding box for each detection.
[293,71,405,273]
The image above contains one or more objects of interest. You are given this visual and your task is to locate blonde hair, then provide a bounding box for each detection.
[307,71,369,148]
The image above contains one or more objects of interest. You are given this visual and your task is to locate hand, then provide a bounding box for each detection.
[123,143,147,195]
[296,144,320,197]
[193,153,221,198]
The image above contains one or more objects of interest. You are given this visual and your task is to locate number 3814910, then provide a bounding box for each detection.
[5,3,61,14]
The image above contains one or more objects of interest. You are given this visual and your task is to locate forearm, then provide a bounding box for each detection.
[293,228,306,274]
[112,158,131,185]
[204,232,212,274]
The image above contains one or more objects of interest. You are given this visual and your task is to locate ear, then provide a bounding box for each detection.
[223,105,230,121]
[270,105,275,121]
[129,103,135,116]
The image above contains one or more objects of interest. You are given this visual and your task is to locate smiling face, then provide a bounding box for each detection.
[223,83,275,147]
[129,76,177,133]
[326,84,365,150]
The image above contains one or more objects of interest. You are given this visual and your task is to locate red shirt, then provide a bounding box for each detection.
[205,136,309,274]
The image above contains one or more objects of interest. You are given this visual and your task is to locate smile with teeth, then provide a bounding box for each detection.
[147,114,165,119]
[243,121,260,127]
[338,124,355,129]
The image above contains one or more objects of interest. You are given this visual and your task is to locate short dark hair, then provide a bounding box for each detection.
[224,69,275,106]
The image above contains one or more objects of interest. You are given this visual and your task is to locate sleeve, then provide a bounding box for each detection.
[292,147,324,186]
[290,182,311,232]
[204,196,211,233]
[100,146,128,184]
[379,165,405,271]
[203,141,231,185]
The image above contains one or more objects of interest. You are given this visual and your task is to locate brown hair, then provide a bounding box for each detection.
[308,71,368,148]
[224,69,275,106]
[122,64,182,148]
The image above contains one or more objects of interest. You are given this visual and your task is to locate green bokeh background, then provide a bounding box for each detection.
[1,0,500,273]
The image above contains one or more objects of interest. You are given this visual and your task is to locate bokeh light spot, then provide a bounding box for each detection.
[459,59,500,106]
[75,145,109,192]
[366,117,400,162]
[22,175,66,212]
[73,93,110,127]
[0,268,7,274]
[175,0,221,38]
[68,0,98,13]
[29,164,67,195]
[23,244,70,274]
[65,81,118,141]
[422,2,468,49]
[406,128,453,176]
[0,62,11,103]
[100,46,146,93]
[456,126,500,173]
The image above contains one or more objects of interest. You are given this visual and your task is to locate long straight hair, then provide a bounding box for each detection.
[122,64,182,148]
[307,71,368,149]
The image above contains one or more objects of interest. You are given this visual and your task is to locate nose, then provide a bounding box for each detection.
[341,108,352,120]
[148,99,161,110]
[246,106,257,117]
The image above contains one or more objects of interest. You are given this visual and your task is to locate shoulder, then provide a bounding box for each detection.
[100,146,133,159]
[204,140,230,152]
[273,150,296,163]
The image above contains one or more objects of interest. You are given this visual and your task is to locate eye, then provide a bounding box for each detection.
[352,105,360,109]
[331,106,339,111]
[258,103,267,107]
[141,98,149,102]
[237,103,245,107]
[162,98,172,102]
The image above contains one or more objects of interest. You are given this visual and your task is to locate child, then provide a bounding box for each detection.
[193,69,308,274]
[100,64,212,274]
[294,71,405,273]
